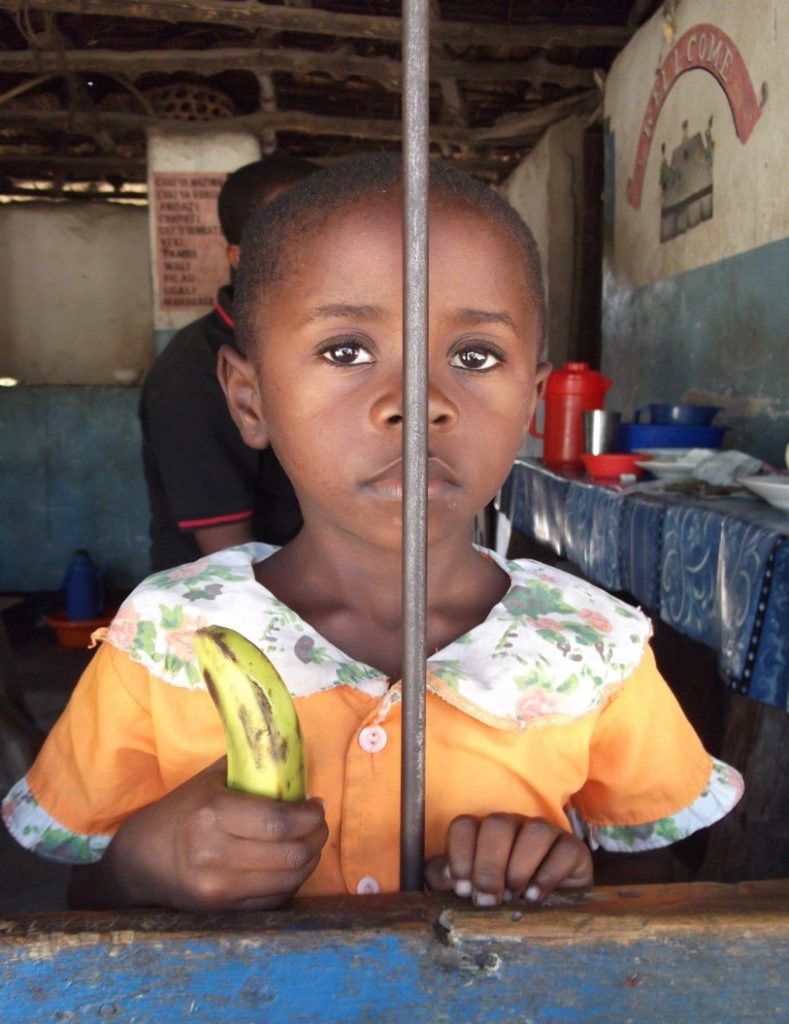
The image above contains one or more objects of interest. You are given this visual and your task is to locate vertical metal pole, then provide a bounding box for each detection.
[400,0,429,892]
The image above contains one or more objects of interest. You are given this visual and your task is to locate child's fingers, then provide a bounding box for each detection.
[503,817,566,896]
[214,793,327,843]
[445,815,481,896]
[508,822,593,902]
[182,853,325,911]
[423,856,455,892]
[199,755,228,775]
[441,814,593,907]
[467,814,523,903]
[189,822,328,876]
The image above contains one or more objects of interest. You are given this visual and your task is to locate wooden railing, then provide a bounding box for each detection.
[2,881,787,1022]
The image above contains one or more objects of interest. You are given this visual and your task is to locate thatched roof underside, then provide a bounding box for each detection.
[0,0,660,200]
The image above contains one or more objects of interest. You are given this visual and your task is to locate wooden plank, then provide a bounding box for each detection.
[2,100,593,147]
[0,0,634,49]
[1,883,787,1023]
[0,45,595,89]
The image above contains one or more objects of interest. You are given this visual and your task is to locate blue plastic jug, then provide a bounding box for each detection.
[62,550,104,621]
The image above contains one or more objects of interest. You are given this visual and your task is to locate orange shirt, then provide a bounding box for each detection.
[3,544,743,892]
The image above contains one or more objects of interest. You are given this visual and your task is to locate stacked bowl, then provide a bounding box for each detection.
[618,404,726,453]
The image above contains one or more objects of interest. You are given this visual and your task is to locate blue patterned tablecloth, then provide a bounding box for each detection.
[501,459,789,710]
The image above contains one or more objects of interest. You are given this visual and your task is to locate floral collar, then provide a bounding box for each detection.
[105,543,651,731]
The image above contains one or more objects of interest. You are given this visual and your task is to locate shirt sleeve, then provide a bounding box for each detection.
[1,642,222,865]
[571,645,744,852]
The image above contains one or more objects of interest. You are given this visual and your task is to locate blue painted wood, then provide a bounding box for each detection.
[1,884,787,1023]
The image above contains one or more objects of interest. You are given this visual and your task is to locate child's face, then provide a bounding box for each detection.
[229,194,549,551]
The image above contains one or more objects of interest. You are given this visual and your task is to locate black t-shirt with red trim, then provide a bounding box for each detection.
[139,285,302,572]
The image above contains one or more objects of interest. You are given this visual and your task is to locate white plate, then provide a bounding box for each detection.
[633,447,717,463]
[634,459,699,481]
[740,476,789,512]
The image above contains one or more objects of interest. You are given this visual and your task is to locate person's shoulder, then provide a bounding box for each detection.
[494,553,653,685]
[502,556,649,628]
[140,314,228,412]
[103,545,275,690]
[147,312,217,374]
[429,548,653,730]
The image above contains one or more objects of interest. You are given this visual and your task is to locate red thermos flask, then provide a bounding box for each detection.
[529,362,613,468]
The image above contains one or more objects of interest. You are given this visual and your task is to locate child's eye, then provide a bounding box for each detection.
[449,344,503,371]
[318,339,374,366]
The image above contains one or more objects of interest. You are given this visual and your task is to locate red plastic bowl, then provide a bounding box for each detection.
[581,453,651,482]
[45,610,115,648]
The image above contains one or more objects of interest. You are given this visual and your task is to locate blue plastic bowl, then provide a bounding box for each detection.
[617,423,728,452]
[635,404,722,426]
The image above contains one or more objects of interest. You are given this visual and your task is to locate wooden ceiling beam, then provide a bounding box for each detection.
[474,90,598,141]
[0,153,146,173]
[0,45,595,91]
[0,0,633,50]
[1,98,593,146]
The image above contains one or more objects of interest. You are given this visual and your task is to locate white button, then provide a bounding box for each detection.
[356,875,380,895]
[358,725,387,753]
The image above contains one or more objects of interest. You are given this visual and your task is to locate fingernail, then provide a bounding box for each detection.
[472,891,498,907]
[502,888,514,902]
[442,863,453,883]
[454,879,472,897]
[525,885,541,902]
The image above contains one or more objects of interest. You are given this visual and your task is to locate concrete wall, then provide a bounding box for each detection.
[0,386,149,593]
[499,116,586,368]
[602,0,788,465]
[0,204,153,386]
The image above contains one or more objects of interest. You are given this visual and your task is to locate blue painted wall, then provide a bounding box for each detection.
[0,386,150,593]
[603,236,789,468]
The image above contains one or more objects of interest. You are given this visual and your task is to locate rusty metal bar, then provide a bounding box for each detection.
[400,0,429,891]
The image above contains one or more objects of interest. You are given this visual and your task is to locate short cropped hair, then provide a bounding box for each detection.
[217,155,319,244]
[234,152,546,353]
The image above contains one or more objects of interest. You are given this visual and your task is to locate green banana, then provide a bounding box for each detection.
[193,625,306,801]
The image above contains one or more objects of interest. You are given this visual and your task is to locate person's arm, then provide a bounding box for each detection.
[192,519,254,556]
[140,331,261,561]
[573,646,743,875]
[68,760,328,911]
[9,642,326,912]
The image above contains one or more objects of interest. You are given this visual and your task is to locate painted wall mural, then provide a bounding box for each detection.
[626,23,764,223]
[601,0,786,467]
[659,115,714,242]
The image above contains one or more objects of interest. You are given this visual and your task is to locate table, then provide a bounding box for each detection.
[1,885,787,1022]
[501,460,789,711]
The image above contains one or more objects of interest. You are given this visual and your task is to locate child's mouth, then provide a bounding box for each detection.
[363,458,459,500]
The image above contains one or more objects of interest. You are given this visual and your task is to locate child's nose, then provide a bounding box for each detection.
[369,379,459,431]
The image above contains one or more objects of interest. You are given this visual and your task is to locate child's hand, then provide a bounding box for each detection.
[424,813,592,907]
[70,759,328,911]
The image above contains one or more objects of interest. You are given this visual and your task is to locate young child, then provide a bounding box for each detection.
[2,155,743,911]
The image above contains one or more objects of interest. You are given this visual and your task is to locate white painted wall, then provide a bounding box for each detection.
[499,115,586,368]
[600,0,787,464]
[147,128,260,336]
[0,203,153,385]
[0,130,261,384]
[605,0,786,287]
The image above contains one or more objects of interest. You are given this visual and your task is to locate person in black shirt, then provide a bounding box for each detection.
[140,157,317,571]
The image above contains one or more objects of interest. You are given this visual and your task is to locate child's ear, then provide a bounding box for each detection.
[526,360,551,421]
[522,360,552,438]
[534,360,551,399]
[217,344,270,450]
